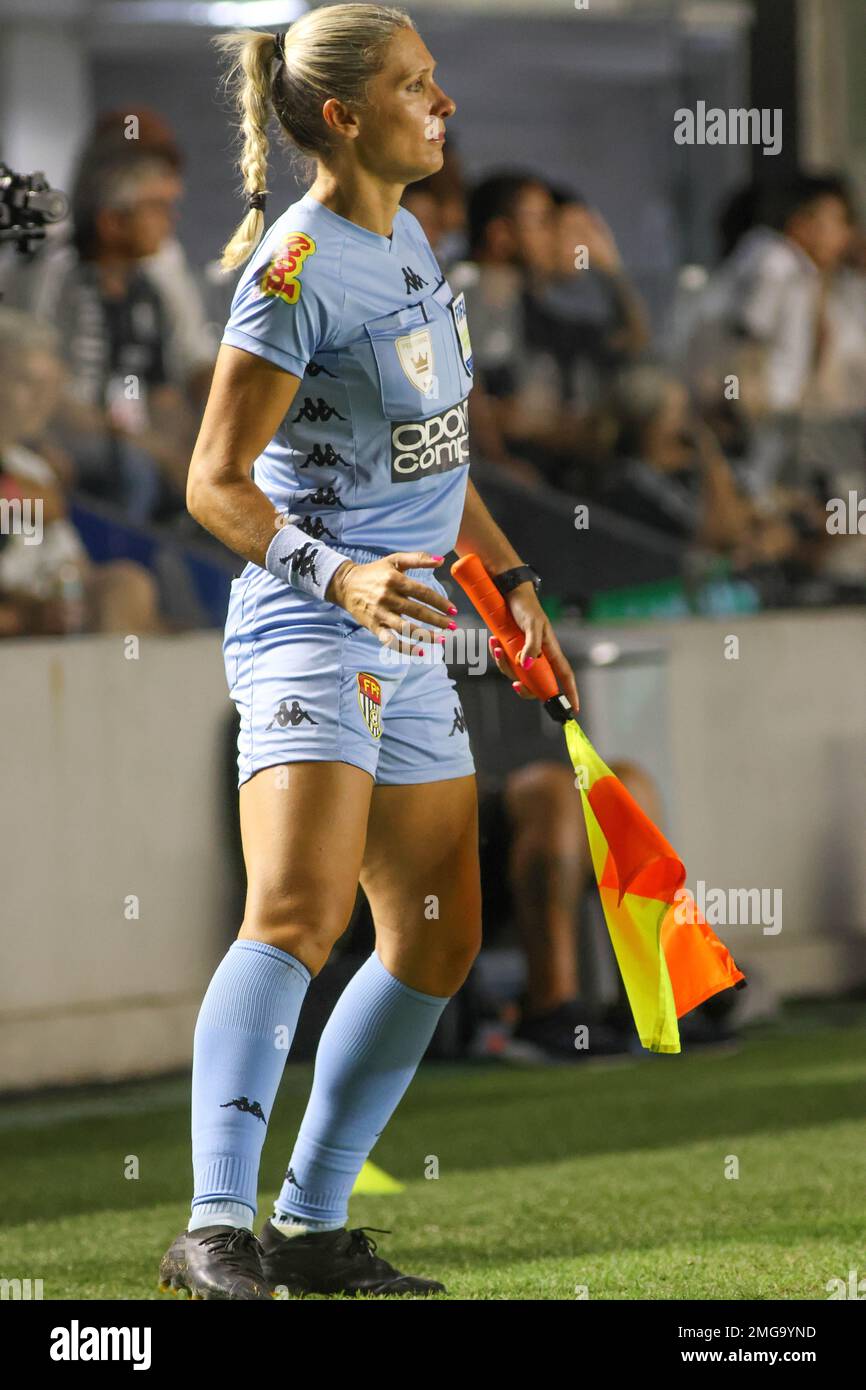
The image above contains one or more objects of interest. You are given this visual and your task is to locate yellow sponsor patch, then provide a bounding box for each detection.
[259,231,317,305]
[357,672,383,740]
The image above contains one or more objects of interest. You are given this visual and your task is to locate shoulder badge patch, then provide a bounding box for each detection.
[259,232,317,305]
[357,672,383,739]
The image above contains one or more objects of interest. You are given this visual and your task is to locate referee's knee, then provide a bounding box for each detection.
[239,897,354,976]
[426,928,484,995]
[378,934,481,997]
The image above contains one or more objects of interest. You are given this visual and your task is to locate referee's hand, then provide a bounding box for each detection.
[326,552,457,654]
[487,587,580,713]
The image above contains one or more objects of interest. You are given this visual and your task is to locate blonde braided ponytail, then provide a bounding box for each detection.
[213,28,279,270]
[213,6,413,271]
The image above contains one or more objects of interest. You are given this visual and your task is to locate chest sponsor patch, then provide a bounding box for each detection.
[357,672,383,739]
[259,232,317,305]
[390,398,470,481]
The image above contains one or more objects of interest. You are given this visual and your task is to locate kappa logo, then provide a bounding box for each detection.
[284,1166,304,1190]
[306,360,337,378]
[357,672,383,739]
[220,1096,267,1123]
[395,326,435,395]
[293,397,346,423]
[274,540,322,587]
[449,703,467,736]
[297,515,338,541]
[266,699,318,730]
[390,398,470,480]
[298,484,345,508]
[298,443,349,470]
[260,232,317,305]
[403,265,427,294]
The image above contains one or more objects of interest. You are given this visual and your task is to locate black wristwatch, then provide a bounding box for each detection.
[492,564,541,596]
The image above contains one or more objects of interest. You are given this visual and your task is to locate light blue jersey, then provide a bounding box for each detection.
[222,192,474,567]
[221,191,477,790]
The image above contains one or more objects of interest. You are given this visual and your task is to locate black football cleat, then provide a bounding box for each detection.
[158,1225,276,1300]
[259,1220,446,1297]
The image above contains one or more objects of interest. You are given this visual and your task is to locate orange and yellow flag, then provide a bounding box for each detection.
[565,721,745,1054]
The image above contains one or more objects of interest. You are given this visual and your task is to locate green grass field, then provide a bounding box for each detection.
[2,1008,865,1300]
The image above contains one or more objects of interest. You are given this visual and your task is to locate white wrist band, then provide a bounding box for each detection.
[264,519,349,601]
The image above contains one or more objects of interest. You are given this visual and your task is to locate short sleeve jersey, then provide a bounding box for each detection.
[221,192,474,558]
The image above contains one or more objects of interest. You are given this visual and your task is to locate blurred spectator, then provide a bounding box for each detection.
[0,110,220,407]
[531,183,650,407]
[6,148,201,527]
[78,109,220,407]
[596,364,818,591]
[449,171,648,491]
[686,172,866,497]
[447,172,577,487]
[0,308,164,636]
[736,175,856,412]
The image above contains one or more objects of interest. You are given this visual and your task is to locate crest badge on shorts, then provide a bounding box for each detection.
[395,327,435,395]
[449,291,473,375]
[357,672,383,739]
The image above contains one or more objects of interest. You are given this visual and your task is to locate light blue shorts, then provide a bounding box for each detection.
[223,548,475,790]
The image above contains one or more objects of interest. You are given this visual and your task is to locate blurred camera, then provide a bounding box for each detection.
[0,162,69,258]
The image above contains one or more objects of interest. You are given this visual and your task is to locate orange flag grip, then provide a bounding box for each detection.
[451,554,570,713]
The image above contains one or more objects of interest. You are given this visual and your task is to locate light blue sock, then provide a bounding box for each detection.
[188,939,311,1233]
[273,951,449,1232]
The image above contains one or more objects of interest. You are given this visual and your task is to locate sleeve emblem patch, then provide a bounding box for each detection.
[259,232,317,305]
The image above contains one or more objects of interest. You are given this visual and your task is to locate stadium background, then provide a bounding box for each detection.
[1,0,864,1303]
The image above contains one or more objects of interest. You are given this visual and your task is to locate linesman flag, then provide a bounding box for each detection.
[452,554,746,1055]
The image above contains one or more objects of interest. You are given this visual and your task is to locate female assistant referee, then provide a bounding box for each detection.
[160,4,580,1300]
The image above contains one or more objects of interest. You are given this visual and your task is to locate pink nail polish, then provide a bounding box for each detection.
[448,605,458,615]
[447,620,456,630]
[493,647,502,658]
[512,681,522,690]
[417,648,424,656]
[437,635,446,644]
[432,556,444,564]
[522,656,534,670]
